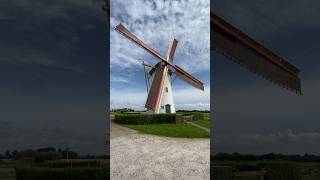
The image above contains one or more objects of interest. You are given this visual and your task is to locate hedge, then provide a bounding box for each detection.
[16,167,108,180]
[114,113,177,124]
[192,112,206,121]
[39,160,107,168]
[211,166,233,180]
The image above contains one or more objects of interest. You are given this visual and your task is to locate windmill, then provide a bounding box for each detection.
[115,24,204,113]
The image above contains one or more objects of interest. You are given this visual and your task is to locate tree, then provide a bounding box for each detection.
[5,150,11,159]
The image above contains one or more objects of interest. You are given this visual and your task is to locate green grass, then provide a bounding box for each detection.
[193,119,210,129]
[0,159,109,180]
[124,123,210,138]
[0,168,15,180]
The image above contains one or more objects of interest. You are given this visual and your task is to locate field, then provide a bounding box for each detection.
[0,159,108,180]
[212,160,320,180]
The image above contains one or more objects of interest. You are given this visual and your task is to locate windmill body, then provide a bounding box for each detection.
[148,64,176,113]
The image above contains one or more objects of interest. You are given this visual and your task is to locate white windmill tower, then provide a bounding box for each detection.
[115,24,204,113]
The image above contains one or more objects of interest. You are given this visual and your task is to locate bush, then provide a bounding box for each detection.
[259,162,302,180]
[235,164,261,171]
[211,166,233,180]
[114,113,177,124]
[16,167,108,180]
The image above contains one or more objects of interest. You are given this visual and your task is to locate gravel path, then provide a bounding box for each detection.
[110,122,210,180]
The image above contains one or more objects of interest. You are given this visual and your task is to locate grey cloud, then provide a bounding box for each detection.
[214,129,320,155]
[212,0,320,39]
[0,44,84,73]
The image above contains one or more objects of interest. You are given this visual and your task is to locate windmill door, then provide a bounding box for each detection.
[165,104,171,113]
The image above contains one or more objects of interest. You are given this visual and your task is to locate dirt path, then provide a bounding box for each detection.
[110,121,210,180]
[186,121,210,133]
[110,120,138,138]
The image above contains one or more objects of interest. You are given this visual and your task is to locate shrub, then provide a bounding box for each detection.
[259,161,302,180]
[114,113,177,124]
[211,166,233,180]
[183,115,193,121]
[16,167,108,180]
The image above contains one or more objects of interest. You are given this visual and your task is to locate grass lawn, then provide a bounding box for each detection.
[193,119,210,129]
[124,123,210,138]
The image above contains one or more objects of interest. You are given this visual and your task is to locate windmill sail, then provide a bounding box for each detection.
[211,13,302,94]
[115,23,204,92]
[167,39,178,62]
[115,24,166,62]
[145,65,167,112]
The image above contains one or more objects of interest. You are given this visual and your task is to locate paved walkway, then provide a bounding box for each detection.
[110,121,210,180]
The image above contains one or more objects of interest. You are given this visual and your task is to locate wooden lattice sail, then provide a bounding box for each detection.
[211,13,302,94]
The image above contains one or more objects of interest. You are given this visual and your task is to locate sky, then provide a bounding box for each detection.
[1,0,320,156]
[0,0,107,155]
[212,0,320,155]
[110,0,210,111]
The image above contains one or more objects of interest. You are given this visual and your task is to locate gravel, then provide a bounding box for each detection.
[110,122,210,180]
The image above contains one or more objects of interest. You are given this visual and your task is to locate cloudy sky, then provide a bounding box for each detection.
[1,0,320,157]
[0,0,107,155]
[110,0,210,111]
[212,0,320,155]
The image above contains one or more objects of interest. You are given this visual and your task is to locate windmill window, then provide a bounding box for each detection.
[161,106,164,109]
[165,87,168,92]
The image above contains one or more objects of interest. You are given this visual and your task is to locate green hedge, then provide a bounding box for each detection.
[114,113,177,124]
[259,162,302,180]
[16,167,108,180]
[211,166,233,180]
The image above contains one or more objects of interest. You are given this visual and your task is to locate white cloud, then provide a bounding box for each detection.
[110,86,210,111]
[110,75,135,84]
[110,0,210,79]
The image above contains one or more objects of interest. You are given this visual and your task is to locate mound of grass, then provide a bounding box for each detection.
[124,123,209,138]
[193,119,210,129]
